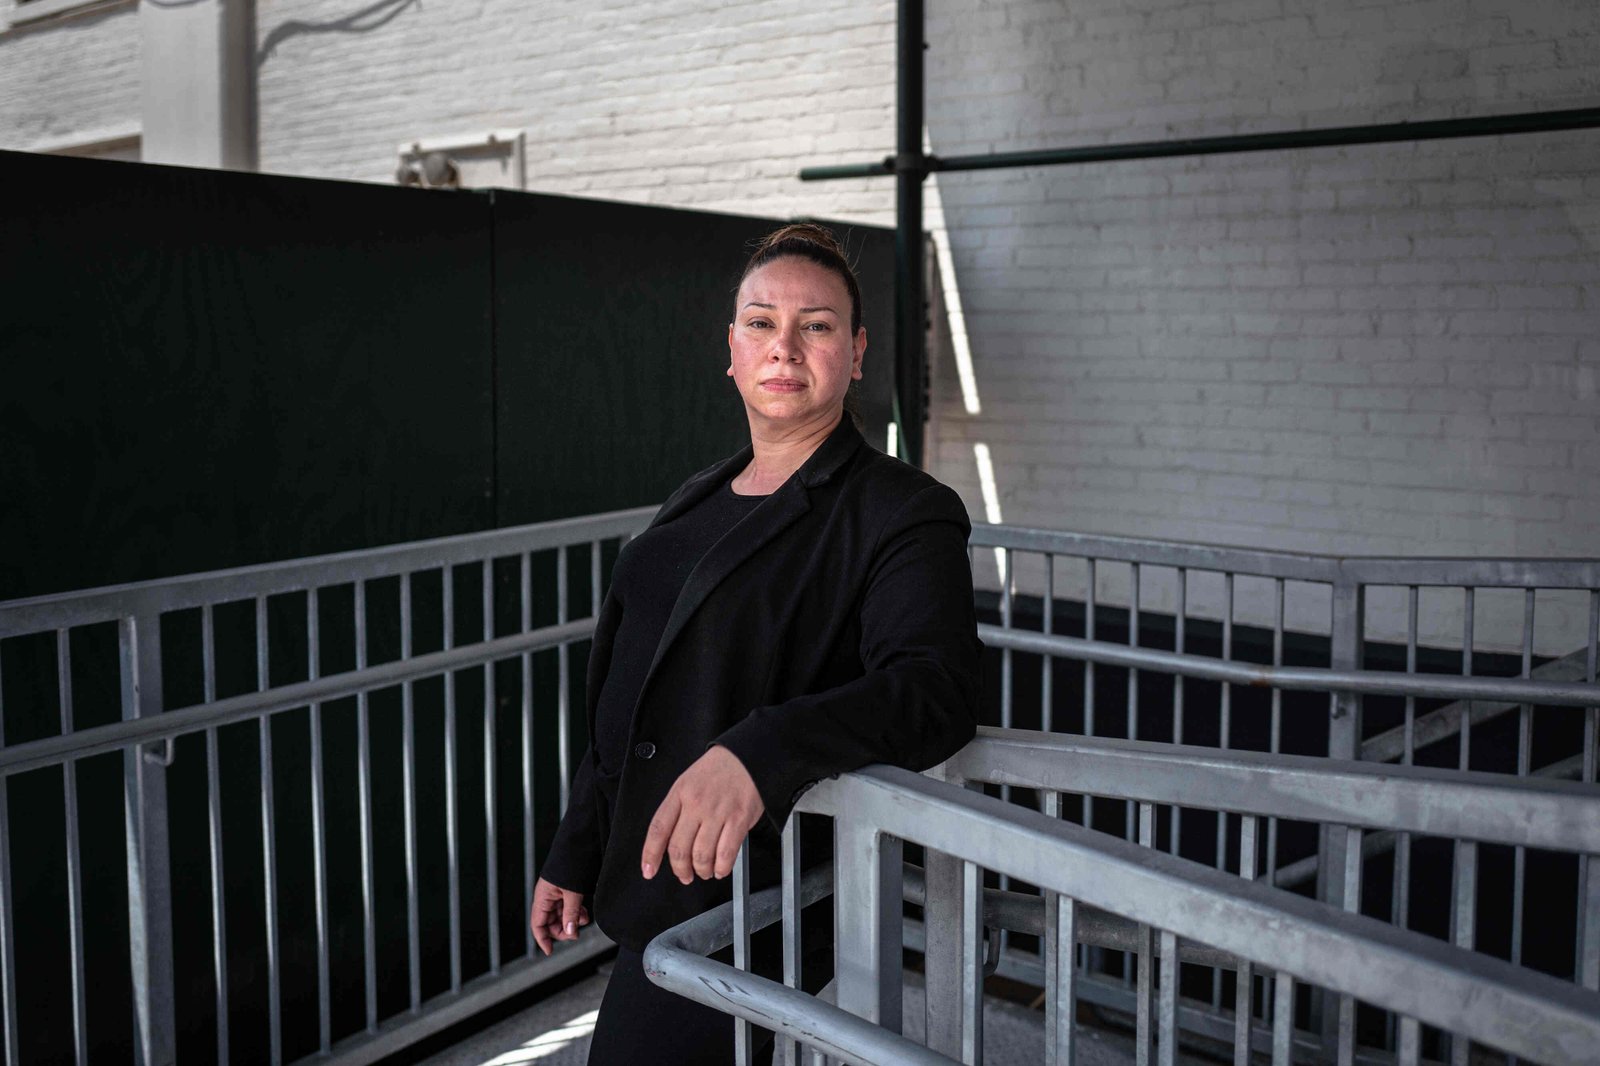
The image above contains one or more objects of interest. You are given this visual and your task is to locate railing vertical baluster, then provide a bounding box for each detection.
[0,651,18,1066]
[1083,558,1098,977]
[1580,590,1598,990]
[1158,929,1178,1066]
[961,858,984,1065]
[1460,587,1475,772]
[444,568,461,991]
[1398,1016,1421,1066]
[1235,816,1258,1066]
[119,610,177,1064]
[1451,837,1478,1066]
[1044,791,1075,1066]
[999,548,1014,958]
[1337,825,1361,1066]
[256,595,282,1066]
[1510,588,1535,1059]
[1389,584,1418,1053]
[484,562,501,974]
[1266,578,1281,892]
[355,581,378,1030]
[306,589,331,1052]
[1136,802,1155,1066]
[200,601,228,1056]
[1272,972,1293,1066]
[924,845,966,1059]
[1323,576,1365,1053]
[521,554,536,959]
[1041,553,1054,735]
[56,630,87,1066]
[779,817,802,1066]
[402,573,421,1008]
[733,840,753,1066]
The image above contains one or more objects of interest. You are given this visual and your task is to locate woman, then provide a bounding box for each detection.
[528,222,982,1064]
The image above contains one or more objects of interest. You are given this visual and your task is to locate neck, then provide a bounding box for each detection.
[735,409,843,494]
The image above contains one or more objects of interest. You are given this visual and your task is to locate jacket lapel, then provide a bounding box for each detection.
[637,417,866,694]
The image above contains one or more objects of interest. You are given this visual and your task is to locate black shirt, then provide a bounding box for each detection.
[593,478,765,776]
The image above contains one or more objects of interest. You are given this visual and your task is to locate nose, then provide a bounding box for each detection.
[770,323,803,362]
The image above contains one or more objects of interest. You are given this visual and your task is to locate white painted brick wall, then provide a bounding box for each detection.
[3,0,1596,651]
[0,2,139,149]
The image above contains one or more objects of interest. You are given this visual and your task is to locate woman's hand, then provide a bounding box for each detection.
[529,877,590,956]
[641,744,764,884]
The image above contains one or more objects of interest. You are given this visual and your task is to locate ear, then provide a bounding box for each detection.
[727,322,735,376]
[851,326,867,381]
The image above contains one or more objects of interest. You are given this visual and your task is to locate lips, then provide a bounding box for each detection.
[760,378,807,392]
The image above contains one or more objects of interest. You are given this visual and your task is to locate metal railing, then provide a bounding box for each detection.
[646,726,1600,1066]
[0,506,654,1066]
[967,523,1600,1057]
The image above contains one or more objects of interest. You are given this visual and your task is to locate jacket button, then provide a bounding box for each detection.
[634,741,656,760]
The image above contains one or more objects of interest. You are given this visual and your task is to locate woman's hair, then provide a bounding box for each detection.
[738,222,863,334]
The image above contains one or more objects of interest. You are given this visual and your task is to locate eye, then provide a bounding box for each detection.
[746,318,772,329]
[804,321,831,332]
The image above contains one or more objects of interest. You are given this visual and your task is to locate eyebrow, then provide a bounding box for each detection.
[741,302,839,314]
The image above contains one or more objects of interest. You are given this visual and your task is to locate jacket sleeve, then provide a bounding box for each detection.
[538,746,606,895]
[713,482,983,834]
[537,587,624,896]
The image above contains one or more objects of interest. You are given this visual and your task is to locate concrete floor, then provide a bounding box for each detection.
[415,963,1199,1066]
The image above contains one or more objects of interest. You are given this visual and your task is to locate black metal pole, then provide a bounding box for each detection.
[803,104,1600,182]
[895,0,926,468]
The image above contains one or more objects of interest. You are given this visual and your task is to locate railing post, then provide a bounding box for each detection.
[833,818,903,1036]
[119,613,176,1066]
[922,847,965,1057]
[1317,576,1364,1052]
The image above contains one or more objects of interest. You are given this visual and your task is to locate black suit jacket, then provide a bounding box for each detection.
[540,417,983,951]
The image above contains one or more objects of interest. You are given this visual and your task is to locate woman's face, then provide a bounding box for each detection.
[727,256,866,431]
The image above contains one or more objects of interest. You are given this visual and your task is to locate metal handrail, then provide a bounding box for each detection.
[647,763,1600,1066]
[943,728,1600,855]
[980,623,1600,706]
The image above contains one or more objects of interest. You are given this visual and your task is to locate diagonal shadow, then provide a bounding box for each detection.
[256,0,420,67]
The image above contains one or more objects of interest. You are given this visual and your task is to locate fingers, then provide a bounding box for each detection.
[530,881,557,956]
[713,819,745,880]
[667,810,701,885]
[690,817,720,881]
[641,792,682,880]
[561,891,582,940]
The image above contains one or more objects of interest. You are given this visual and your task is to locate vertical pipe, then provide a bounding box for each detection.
[1336,825,1361,1066]
[1271,972,1293,1066]
[733,841,753,1066]
[306,590,331,1051]
[119,611,177,1064]
[203,609,226,1063]
[1267,576,1280,883]
[1135,803,1155,1065]
[779,818,802,1066]
[556,548,571,815]
[0,651,17,1066]
[1460,587,1475,772]
[56,630,88,1066]
[1511,591,1534,988]
[1043,792,1075,1066]
[255,596,282,1066]
[1157,930,1178,1066]
[355,583,378,1031]
[1450,838,1478,1066]
[521,554,536,959]
[1579,590,1600,989]
[961,858,984,1065]
[1397,1017,1421,1066]
[444,568,461,991]
[895,0,927,467]
[1042,555,1055,735]
[401,574,421,1008]
[484,563,501,974]
[1235,817,1258,1066]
